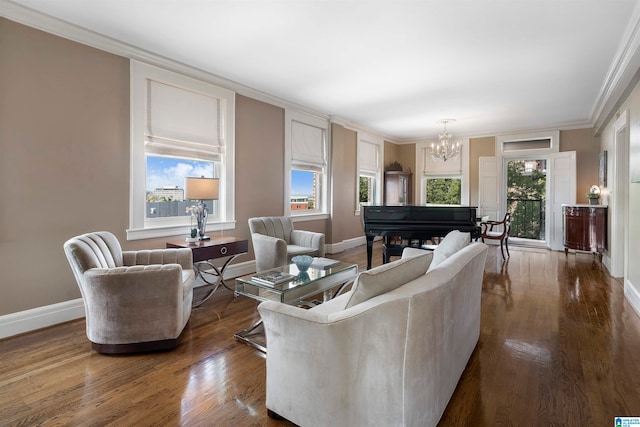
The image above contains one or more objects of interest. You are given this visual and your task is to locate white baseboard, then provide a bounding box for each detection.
[326,236,367,254]
[0,240,367,339]
[625,279,640,319]
[0,299,85,340]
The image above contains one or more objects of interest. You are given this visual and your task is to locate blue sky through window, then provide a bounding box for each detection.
[291,170,314,196]
[146,156,213,191]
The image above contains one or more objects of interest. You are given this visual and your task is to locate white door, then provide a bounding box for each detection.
[478,157,501,221]
[547,151,576,251]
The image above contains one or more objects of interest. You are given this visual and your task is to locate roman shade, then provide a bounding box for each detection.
[291,120,326,171]
[358,139,380,174]
[145,79,225,161]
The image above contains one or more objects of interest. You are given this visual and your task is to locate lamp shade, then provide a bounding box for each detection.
[185,177,219,200]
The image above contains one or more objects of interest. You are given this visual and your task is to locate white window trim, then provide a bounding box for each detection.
[496,130,560,157]
[416,140,469,206]
[128,60,236,240]
[355,132,384,215]
[284,109,330,220]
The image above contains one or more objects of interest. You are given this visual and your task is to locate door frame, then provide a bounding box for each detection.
[608,110,629,278]
[479,130,575,250]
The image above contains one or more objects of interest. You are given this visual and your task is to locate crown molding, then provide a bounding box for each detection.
[2,0,624,143]
[329,116,401,144]
[0,0,330,121]
[592,0,640,135]
[2,0,400,144]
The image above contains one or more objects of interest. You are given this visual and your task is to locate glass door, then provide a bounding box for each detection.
[506,159,547,242]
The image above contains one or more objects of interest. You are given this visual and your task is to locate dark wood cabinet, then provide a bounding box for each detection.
[562,205,607,261]
[384,171,412,205]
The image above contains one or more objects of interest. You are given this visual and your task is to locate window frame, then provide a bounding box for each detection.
[416,140,469,206]
[355,132,383,214]
[284,109,330,220]
[128,61,236,240]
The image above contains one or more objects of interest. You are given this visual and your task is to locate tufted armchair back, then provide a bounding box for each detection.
[248,216,325,272]
[64,231,124,295]
[248,217,295,243]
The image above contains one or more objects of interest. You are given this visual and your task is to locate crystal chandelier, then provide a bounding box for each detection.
[430,119,460,162]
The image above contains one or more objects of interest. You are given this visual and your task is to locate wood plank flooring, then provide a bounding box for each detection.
[2,242,640,426]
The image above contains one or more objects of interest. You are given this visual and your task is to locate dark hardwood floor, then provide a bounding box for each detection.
[2,242,640,426]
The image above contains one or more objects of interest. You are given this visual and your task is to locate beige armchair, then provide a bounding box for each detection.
[248,216,325,272]
[63,231,195,354]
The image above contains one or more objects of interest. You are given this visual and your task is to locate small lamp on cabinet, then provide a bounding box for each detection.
[185,176,219,240]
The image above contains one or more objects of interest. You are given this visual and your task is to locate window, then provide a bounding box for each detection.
[496,130,559,155]
[356,132,383,211]
[128,61,235,240]
[285,110,329,218]
[359,175,375,203]
[425,177,462,204]
[145,156,217,219]
[417,140,469,206]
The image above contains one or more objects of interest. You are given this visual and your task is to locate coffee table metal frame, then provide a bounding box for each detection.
[234,261,358,352]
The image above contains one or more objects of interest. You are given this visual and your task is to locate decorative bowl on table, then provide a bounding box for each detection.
[292,255,313,272]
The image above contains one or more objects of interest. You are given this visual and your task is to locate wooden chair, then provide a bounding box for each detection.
[480,212,512,260]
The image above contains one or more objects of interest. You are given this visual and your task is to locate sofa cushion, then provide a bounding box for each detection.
[345,251,432,308]
[430,230,470,270]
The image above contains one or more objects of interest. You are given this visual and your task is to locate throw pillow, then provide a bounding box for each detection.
[430,230,470,270]
[345,251,433,308]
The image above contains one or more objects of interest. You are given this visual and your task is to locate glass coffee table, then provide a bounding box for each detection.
[234,261,358,352]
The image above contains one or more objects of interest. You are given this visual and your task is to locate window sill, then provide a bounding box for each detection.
[127,220,236,241]
[289,213,330,223]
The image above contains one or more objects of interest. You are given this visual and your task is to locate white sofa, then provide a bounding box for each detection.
[258,234,488,427]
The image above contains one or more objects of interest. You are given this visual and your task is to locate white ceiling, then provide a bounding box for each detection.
[5,0,640,141]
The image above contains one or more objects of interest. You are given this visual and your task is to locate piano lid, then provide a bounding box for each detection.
[364,205,478,223]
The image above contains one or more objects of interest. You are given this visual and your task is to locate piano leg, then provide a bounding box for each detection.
[366,236,374,270]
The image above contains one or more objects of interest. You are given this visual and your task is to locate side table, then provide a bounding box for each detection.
[167,236,248,307]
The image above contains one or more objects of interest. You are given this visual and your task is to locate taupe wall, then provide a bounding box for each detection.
[384,141,398,170]
[560,128,601,203]
[1,19,130,314]
[469,136,496,207]
[330,124,362,244]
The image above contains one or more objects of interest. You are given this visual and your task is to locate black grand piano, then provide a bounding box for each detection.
[363,205,481,269]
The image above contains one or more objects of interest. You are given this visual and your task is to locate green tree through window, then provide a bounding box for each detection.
[506,160,546,240]
[425,178,461,204]
[359,176,374,203]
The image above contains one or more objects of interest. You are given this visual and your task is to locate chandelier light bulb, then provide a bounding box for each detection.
[430,119,461,162]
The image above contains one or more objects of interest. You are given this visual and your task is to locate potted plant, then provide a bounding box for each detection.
[586,193,599,205]
[586,185,600,205]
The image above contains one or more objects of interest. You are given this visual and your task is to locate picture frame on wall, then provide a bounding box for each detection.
[599,151,607,187]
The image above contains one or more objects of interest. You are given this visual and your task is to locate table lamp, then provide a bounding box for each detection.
[185,176,219,240]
